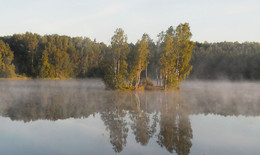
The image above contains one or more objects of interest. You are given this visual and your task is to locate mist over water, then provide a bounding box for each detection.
[0,79,259,155]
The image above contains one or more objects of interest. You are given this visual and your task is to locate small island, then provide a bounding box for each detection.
[102,23,193,90]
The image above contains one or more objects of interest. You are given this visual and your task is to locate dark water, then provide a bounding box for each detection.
[0,79,259,155]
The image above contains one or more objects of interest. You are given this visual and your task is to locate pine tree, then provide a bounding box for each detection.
[0,40,16,78]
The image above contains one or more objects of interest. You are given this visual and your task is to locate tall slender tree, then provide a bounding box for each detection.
[25,32,39,77]
[156,31,165,86]
[103,28,129,89]
[173,23,194,82]
[129,34,150,89]
[160,33,177,89]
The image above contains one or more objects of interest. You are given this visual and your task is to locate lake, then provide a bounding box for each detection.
[0,79,259,155]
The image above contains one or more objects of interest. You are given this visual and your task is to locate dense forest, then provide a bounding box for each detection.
[0,23,194,90]
[191,42,260,80]
[0,23,260,87]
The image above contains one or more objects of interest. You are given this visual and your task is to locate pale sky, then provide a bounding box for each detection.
[0,0,259,44]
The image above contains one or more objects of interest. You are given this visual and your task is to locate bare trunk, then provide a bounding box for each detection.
[156,68,159,86]
[135,72,140,89]
[176,55,179,82]
[164,71,167,90]
[145,66,148,79]
[117,60,120,74]
[113,58,116,75]
[113,57,116,84]
[135,64,141,89]
[160,70,162,87]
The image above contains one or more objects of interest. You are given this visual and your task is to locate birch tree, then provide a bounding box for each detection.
[160,23,193,89]
[103,28,129,89]
[129,34,150,89]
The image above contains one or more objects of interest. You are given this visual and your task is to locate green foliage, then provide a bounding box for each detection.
[160,23,193,89]
[25,32,39,77]
[129,34,150,89]
[190,42,260,80]
[102,28,129,89]
[2,33,106,79]
[4,32,41,77]
[160,33,177,89]
[0,40,16,78]
[39,50,52,78]
[174,23,194,82]
[39,42,71,78]
[0,25,195,89]
[3,23,259,87]
[1,24,259,82]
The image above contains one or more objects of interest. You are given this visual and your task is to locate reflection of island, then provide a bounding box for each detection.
[1,85,260,154]
[0,87,194,154]
[98,92,193,154]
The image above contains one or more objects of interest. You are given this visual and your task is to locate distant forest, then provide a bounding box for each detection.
[0,29,259,81]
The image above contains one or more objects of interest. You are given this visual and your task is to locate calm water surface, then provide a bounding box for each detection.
[0,79,259,155]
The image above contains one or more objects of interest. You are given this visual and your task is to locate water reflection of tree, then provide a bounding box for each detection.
[157,92,193,155]
[129,92,158,146]
[100,92,129,153]
[2,83,260,154]
[1,88,193,154]
[4,88,98,122]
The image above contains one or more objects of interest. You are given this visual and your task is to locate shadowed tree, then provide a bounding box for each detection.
[39,50,52,78]
[25,32,39,77]
[0,40,16,77]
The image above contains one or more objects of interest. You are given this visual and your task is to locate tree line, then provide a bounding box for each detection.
[0,23,260,87]
[0,23,193,90]
[190,42,260,80]
[1,33,107,78]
